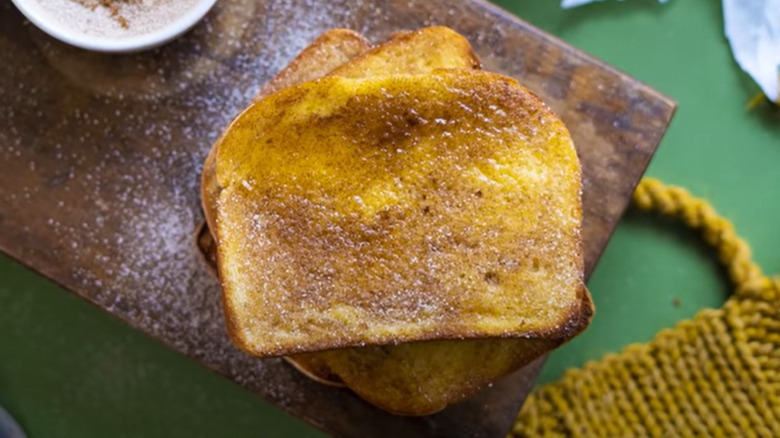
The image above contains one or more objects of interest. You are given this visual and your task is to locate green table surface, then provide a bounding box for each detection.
[2,1,779,437]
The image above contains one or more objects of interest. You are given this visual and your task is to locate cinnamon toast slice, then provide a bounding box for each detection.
[213,69,589,355]
[200,28,593,415]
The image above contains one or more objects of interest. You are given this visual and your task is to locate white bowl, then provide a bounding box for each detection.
[10,0,218,53]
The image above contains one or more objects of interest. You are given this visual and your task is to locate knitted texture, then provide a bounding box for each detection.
[513,177,780,437]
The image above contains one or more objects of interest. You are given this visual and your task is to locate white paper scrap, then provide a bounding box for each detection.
[724,0,780,102]
[561,0,669,9]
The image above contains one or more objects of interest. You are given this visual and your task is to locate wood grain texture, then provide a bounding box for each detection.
[0,0,675,437]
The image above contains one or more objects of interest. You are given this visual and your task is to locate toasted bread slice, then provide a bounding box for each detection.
[201,28,592,415]
[213,69,588,357]
[201,29,372,235]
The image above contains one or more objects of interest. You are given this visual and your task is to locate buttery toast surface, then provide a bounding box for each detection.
[214,69,588,356]
[200,27,593,415]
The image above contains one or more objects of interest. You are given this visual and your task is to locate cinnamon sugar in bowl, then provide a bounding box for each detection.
[10,0,218,52]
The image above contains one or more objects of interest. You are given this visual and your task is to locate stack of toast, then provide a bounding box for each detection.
[199,26,593,415]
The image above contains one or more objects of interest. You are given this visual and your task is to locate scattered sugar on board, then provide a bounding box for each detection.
[35,0,202,38]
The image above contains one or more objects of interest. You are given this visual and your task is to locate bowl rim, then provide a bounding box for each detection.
[9,0,218,52]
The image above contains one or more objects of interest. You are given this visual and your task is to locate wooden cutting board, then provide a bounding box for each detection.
[0,1,675,437]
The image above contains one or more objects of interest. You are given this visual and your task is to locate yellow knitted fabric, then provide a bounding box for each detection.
[513,177,780,437]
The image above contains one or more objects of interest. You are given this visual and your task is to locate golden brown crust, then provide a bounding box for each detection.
[215,70,586,357]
